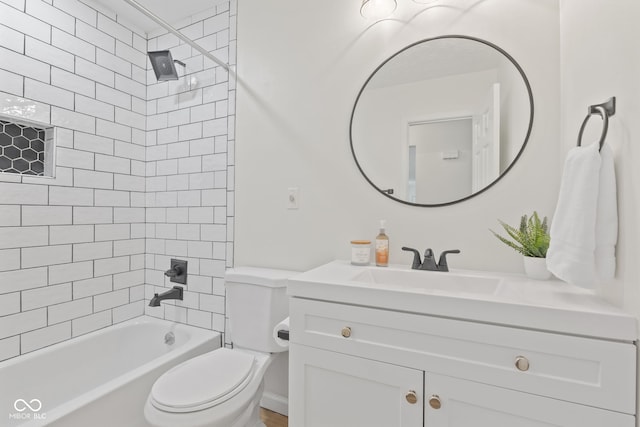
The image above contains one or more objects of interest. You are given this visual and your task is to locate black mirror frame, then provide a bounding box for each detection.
[349,35,534,207]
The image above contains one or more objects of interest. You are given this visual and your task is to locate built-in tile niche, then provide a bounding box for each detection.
[0,117,54,177]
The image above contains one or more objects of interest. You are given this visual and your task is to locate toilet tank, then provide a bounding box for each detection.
[225,267,297,353]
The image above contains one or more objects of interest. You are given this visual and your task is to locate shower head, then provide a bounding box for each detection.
[147,50,185,81]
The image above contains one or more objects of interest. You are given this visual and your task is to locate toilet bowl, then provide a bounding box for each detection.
[144,267,297,427]
[144,348,273,427]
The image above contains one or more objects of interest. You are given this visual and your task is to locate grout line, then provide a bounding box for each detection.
[0,4,235,348]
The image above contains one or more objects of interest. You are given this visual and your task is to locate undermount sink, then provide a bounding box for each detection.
[351,267,501,295]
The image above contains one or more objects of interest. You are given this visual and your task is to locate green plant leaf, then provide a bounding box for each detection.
[490,211,550,258]
[490,230,526,255]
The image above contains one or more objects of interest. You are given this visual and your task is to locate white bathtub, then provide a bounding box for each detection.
[0,316,221,427]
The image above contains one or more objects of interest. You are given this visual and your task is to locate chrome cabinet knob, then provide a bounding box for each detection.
[515,356,530,372]
[341,326,352,338]
[428,395,442,410]
[405,390,418,404]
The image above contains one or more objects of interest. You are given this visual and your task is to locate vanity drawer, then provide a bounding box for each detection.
[289,297,636,414]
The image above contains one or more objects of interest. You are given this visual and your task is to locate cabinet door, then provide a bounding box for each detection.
[289,343,423,427]
[425,373,635,427]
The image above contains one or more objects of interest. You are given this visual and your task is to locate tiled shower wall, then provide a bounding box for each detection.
[143,4,235,338]
[0,0,236,363]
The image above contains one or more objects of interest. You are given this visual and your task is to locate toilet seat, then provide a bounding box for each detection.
[150,348,256,413]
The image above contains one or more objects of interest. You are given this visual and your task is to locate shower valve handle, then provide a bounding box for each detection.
[164,266,182,278]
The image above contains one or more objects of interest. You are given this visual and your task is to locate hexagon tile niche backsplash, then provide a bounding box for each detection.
[0,119,47,176]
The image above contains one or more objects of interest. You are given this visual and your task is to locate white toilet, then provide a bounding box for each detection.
[144,267,295,427]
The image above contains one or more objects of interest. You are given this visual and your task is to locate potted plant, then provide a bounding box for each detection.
[490,211,551,280]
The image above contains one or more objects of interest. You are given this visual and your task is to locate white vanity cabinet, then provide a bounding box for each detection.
[424,373,634,427]
[288,296,636,427]
[290,344,423,427]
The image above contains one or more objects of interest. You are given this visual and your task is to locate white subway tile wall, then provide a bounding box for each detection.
[144,1,235,345]
[0,0,236,362]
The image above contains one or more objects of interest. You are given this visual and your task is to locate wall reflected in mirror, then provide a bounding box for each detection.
[350,36,533,206]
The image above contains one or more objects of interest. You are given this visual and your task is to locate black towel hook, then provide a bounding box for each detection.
[576,97,616,152]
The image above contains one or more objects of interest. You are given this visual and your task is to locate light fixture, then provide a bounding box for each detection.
[360,0,397,19]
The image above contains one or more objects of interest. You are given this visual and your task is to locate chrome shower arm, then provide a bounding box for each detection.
[121,0,230,72]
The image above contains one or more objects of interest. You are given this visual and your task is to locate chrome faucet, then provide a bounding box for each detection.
[149,286,184,307]
[402,247,460,272]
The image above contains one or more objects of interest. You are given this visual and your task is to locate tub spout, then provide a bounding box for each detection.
[149,286,184,307]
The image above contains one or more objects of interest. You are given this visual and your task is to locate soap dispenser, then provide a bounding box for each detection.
[375,220,389,267]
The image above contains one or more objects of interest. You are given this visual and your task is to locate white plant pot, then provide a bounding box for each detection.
[523,256,552,280]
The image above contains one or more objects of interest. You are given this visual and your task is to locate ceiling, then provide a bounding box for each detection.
[90,0,219,33]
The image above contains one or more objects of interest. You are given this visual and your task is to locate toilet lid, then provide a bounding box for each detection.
[151,348,256,412]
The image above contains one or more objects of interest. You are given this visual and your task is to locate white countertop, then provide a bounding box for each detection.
[287,260,638,342]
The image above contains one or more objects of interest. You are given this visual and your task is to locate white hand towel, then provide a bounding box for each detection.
[272,317,290,348]
[594,144,618,280]
[546,143,617,288]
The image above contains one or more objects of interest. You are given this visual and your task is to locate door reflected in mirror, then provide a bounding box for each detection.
[350,36,533,206]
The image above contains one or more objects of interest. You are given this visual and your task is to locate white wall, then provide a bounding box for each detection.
[559,2,640,419]
[498,58,530,171]
[235,0,561,273]
[559,0,640,315]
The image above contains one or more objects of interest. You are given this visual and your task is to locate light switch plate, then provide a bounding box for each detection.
[287,187,299,209]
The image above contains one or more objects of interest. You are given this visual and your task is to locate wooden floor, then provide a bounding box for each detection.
[260,408,288,427]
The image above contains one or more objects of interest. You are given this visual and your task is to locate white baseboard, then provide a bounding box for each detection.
[260,392,288,416]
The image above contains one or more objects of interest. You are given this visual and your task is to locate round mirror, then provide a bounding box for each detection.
[350,36,533,206]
